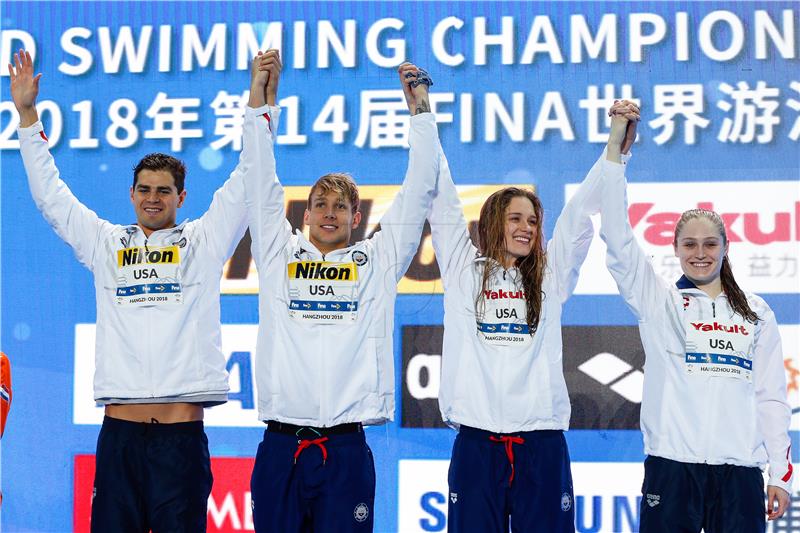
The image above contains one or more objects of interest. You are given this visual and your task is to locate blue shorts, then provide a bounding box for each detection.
[250,421,376,533]
[447,426,575,533]
[639,455,766,533]
[90,416,212,533]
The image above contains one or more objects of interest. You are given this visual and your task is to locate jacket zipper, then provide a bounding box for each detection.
[702,295,714,460]
[319,252,327,424]
[499,270,512,431]
[144,236,154,397]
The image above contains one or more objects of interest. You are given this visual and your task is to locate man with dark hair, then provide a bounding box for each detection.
[129,152,189,238]
[132,153,188,193]
[9,48,280,531]
[245,62,441,532]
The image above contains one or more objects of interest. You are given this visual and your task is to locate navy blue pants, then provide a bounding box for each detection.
[447,426,575,533]
[90,416,212,533]
[639,455,766,533]
[250,423,376,533]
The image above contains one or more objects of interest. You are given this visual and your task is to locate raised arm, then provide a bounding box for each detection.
[752,307,793,519]
[243,50,292,268]
[598,101,669,319]
[545,105,634,302]
[428,148,476,288]
[11,49,108,269]
[196,51,281,262]
[372,63,440,281]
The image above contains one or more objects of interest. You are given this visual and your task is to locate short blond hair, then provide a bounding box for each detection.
[308,172,360,213]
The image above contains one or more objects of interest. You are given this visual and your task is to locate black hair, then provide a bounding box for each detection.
[132,153,186,193]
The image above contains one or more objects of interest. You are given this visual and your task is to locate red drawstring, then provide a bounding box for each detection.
[294,437,329,465]
[489,435,525,486]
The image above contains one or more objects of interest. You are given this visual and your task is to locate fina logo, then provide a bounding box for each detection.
[560,492,572,512]
[353,502,369,523]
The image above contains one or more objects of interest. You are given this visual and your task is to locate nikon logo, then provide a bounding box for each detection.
[117,246,179,267]
[288,261,357,281]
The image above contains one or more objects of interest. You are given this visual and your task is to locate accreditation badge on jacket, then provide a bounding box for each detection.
[115,245,182,306]
[475,288,532,347]
[287,261,358,324]
[684,317,754,381]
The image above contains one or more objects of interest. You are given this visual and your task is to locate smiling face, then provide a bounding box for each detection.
[304,189,361,255]
[503,196,538,267]
[674,216,729,286]
[478,188,544,271]
[130,169,186,236]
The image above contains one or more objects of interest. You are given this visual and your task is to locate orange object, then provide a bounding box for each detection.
[1,352,11,437]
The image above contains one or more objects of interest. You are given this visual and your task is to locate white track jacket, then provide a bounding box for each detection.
[430,150,607,434]
[19,105,273,403]
[246,113,440,426]
[599,158,793,493]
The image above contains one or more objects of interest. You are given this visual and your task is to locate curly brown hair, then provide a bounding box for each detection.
[477,188,547,335]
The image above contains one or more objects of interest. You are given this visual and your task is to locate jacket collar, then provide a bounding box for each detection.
[474,256,520,279]
[126,220,188,237]
[676,274,729,300]
[294,229,358,259]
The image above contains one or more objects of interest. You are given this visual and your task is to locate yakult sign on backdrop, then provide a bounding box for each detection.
[571,181,800,296]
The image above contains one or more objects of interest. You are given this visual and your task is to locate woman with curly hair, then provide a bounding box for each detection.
[428,102,637,532]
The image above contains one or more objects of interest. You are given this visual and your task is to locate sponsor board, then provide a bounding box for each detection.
[205,458,256,532]
[568,182,800,295]
[398,460,450,533]
[401,326,447,428]
[397,460,800,533]
[73,454,800,533]
[563,326,645,430]
[74,455,255,532]
[73,324,262,426]
[398,460,645,533]
[782,325,800,431]
[401,325,646,429]
[220,184,528,295]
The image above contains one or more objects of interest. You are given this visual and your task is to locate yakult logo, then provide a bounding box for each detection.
[629,201,800,246]
[570,181,800,296]
[690,322,749,336]
[482,289,525,300]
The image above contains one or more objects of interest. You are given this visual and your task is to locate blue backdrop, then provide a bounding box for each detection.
[1,2,798,531]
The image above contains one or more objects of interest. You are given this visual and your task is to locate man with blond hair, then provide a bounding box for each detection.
[245,60,441,532]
